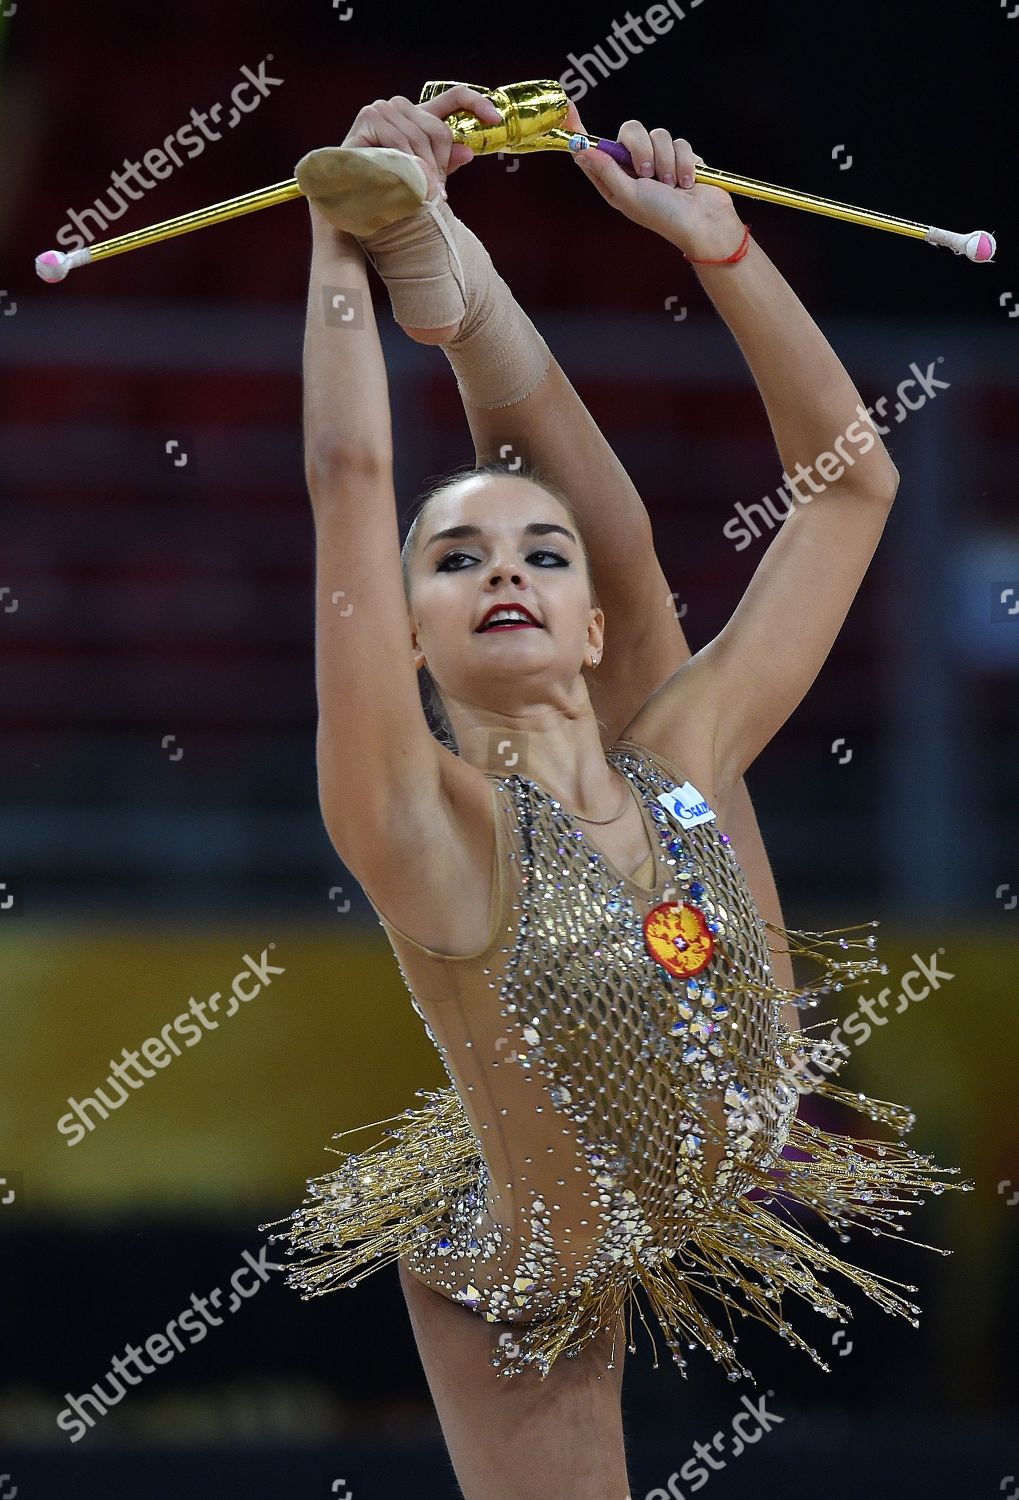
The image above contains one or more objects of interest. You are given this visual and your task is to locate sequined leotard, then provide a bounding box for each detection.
[262,738,970,1381]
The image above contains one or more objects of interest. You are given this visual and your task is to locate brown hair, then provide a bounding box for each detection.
[399,460,599,751]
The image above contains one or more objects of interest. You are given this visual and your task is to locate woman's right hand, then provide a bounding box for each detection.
[340,86,504,203]
[573,118,745,260]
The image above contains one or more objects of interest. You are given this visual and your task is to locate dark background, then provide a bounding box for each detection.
[2,0,1017,1495]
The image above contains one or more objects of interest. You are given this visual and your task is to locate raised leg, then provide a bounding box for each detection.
[397,1259,632,1500]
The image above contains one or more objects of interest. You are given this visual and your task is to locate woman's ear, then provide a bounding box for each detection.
[584,618,605,669]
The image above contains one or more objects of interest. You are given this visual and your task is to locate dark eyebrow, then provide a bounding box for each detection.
[424,522,577,550]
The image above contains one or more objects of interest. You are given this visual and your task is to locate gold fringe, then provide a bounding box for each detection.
[493,1093,969,1382]
[259,1087,482,1295]
[261,917,974,1382]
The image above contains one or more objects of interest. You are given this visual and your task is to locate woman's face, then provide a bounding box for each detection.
[406,474,604,718]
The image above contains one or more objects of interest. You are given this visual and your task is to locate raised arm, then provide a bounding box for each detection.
[574,139,899,801]
[304,209,395,467]
[682,233,898,794]
[303,205,453,875]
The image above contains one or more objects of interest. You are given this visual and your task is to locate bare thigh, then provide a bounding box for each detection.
[397,1258,632,1500]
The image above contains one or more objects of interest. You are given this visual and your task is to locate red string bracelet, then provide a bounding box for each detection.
[683,223,752,266]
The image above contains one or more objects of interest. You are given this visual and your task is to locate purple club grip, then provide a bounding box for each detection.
[596,137,634,170]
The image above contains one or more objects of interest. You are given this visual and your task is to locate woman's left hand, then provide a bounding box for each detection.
[572,117,744,259]
[340,86,504,202]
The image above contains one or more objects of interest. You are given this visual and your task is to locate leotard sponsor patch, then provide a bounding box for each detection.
[656,780,716,830]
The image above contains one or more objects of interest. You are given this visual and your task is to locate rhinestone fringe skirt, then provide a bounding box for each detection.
[260,917,972,1384]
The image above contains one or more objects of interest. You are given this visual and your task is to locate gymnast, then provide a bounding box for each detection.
[262,85,968,1500]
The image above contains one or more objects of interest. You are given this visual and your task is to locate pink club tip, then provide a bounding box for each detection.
[34,249,72,283]
[974,233,994,263]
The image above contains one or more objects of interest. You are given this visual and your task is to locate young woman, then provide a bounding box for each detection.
[262,86,969,1500]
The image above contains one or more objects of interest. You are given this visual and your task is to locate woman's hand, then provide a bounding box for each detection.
[340,86,504,202]
[573,119,745,260]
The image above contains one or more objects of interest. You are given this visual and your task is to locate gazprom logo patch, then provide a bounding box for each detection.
[656,780,716,830]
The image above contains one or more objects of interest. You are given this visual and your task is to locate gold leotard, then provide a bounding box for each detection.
[262,738,971,1381]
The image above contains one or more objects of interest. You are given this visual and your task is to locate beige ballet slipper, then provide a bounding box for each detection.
[294,145,432,238]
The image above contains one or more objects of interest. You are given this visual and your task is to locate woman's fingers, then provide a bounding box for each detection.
[400,100,476,178]
[419,84,503,130]
[650,127,677,185]
[573,142,631,209]
[672,136,699,190]
[349,95,708,204]
[617,117,656,178]
[397,88,503,183]
[575,126,726,245]
[345,88,504,196]
[388,95,459,179]
[614,120,703,189]
[363,100,444,197]
[419,84,503,175]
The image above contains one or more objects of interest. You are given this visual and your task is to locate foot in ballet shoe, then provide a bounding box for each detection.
[294,146,432,238]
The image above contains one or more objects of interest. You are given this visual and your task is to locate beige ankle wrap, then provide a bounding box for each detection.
[360,197,552,410]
